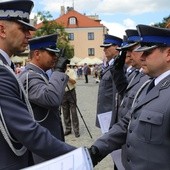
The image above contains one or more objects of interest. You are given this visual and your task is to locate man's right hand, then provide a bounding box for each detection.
[54,57,70,72]
[114,50,127,70]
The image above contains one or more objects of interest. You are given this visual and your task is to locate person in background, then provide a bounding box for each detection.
[0,1,76,169]
[88,24,170,170]
[83,63,90,83]
[19,34,71,164]
[62,65,80,138]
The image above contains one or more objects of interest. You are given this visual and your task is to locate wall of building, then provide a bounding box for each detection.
[66,27,107,59]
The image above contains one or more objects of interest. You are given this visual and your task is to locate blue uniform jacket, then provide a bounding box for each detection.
[0,55,76,170]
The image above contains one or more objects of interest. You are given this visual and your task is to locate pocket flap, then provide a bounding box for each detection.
[139,110,163,125]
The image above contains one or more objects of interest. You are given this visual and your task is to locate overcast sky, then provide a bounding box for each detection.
[31,0,170,38]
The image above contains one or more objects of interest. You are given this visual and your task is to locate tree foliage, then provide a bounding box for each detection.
[153,15,170,28]
[34,11,74,59]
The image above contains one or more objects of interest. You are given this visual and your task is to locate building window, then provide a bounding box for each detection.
[69,17,76,25]
[88,32,94,40]
[88,48,95,56]
[68,33,74,40]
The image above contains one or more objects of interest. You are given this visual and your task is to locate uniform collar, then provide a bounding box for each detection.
[0,49,11,66]
[155,70,170,86]
[108,58,114,66]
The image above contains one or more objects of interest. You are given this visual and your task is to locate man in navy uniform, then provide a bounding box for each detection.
[88,25,170,170]
[19,34,70,164]
[110,29,150,169]
[0,1,76,169]
[96,34,123,129]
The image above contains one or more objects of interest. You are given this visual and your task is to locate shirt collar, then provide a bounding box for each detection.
[155,70,170,86]
[0,49,11,65]
[108,58,114,65]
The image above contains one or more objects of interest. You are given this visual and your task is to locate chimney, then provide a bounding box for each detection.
[60,6,65,16]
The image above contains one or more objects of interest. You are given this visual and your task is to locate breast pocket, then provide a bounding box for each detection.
[135,110,164,144]
[102,74,112,86]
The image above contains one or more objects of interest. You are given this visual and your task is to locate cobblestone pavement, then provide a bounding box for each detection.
[62,75,114,170]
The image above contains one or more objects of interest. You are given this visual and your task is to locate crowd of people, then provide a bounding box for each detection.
[0,0,170,170]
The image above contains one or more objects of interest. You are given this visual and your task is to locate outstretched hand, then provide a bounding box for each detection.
[88,145,103,167]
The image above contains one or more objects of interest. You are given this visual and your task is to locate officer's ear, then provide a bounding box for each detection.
[0,21,6,38]
[32,50,42,61]
[166,47,170,62]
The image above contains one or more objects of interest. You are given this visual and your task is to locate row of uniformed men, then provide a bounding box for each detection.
[0,0,170,170]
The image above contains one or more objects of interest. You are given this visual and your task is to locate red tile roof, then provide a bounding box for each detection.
[35,9,104,29]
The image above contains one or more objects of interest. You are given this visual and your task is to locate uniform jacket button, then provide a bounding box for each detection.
[129,130,132,133]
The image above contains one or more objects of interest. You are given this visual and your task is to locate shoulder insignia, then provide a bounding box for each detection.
[160,80,170,89]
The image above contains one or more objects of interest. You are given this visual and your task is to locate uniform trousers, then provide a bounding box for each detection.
[62,88,79,134]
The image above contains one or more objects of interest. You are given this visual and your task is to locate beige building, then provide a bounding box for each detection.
[36,6,108,61]
[55,7,108,60]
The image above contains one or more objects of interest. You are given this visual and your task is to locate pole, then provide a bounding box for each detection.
[66,85,93,139]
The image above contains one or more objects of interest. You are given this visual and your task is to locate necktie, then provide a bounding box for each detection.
[10,62,15,71]
[146,79,155,94]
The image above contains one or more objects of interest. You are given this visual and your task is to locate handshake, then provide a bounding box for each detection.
[88,145,103,167]
[54,57,70,73]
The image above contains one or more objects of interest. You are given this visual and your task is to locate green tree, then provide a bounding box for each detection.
[153,15,170,28]
[34,11,74,59]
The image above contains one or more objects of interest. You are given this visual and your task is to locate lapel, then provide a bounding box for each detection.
[126,67,136,77]
[0,53,8,65]
[126,71,144,91]
[100,65,111,78]
[134,75,170,111]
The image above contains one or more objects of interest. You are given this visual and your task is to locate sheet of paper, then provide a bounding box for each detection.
[98,111,112,134]
[22,147,93,170]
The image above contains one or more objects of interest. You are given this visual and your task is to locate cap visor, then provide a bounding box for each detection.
[100,43,112,47]
[18,20,36,31]
[122,42,139,50]
[134,45,158,52]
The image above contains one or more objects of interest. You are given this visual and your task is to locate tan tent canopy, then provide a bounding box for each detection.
[77,57,103,65]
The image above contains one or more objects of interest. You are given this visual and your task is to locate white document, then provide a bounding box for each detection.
[98,111,112,134]
[22,147,93,170]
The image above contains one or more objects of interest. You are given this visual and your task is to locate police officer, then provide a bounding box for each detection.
[88,24,170,170]
[19,34,70,164]
[96,34,123,128]
[0,1,76,169]
[110,29,150,169]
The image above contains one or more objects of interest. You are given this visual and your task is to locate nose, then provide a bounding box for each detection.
[25,31,31,39]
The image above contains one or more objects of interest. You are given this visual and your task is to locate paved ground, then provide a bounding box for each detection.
[62,75,114,170]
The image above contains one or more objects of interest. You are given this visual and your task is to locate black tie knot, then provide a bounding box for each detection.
[146,79,155,94]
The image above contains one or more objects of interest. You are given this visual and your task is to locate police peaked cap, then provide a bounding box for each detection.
[118,29,140,51]
[0,0,36,31]
[135,24,170,52]
[117,35,128,51]
[100,34,123,47]
[29,34,60,53]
